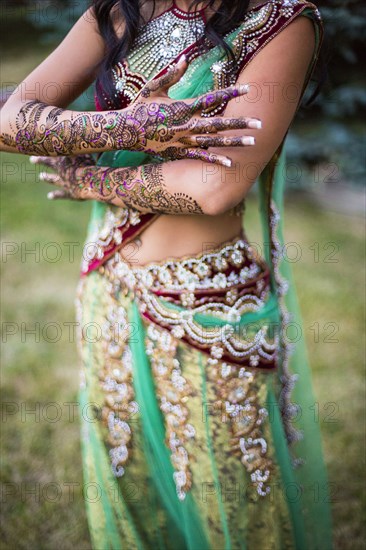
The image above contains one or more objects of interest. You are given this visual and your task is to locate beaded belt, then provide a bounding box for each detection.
[99,236,279,370]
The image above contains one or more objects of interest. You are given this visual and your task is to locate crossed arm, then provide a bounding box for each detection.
[2,8,316,216]
[0,8,255,163]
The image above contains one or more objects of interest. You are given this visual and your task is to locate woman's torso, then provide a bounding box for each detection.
[121,212,243,265]
[100,0,267,266]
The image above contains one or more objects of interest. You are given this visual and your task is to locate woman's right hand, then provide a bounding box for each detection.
[118,56,262,166]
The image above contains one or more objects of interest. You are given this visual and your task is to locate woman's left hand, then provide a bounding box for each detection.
[30,154,95,200]
[128,56,257,165]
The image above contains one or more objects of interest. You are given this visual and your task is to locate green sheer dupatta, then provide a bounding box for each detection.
[83,4,333,548]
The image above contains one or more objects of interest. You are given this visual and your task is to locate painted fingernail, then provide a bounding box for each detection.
[47,192,54,200]
[39,171,46,180]
[248,120,262,129]
[222,158,232,167]
[177,54,186,65]
[242,137,255,145]
[29,156,38,164]
[239,84,250,94]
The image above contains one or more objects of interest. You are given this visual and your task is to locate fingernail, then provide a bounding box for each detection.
[39,171,46,180]
[247,120,262,129]
[29,156,38,164]
[239,84,250,94]
[177,54,186,65]
[242,137,255,145]
[47,192,54,200]
[222,158,232,167]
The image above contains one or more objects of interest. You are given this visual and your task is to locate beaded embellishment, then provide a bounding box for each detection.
[268,199,305,466]
[169,0,320,116]
[100,236,279,369]
[81,205,159,275]
[99,288,139,477]
[110,6,206,108]
[207,359,273,496]
[97,234,276,497]
[145,323,197,500]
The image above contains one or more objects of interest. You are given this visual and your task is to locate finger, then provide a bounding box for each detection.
[30,155,58,169]
[141,55,187,98]
[189,117,262,134]
[165,55,188,91]
[179,135,256,147]
[190,84,250,113]
[39,171,62,185]
[31,154,94,168]
[84,154,96,166]
[180,148,233,167]
[47,190,71,200]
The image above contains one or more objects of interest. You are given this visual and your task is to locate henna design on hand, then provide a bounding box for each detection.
[34,154,95,199]
[34,155,204,215]
[2,83,259,166]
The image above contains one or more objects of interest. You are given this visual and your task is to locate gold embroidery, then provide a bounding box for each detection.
[101,236,279,368]
[145,323,197,500]
[99,288,139,477]
[207,359,273,496]
[95,234,278,498]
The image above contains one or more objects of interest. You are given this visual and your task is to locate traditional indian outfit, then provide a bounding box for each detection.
[75,1,334,548]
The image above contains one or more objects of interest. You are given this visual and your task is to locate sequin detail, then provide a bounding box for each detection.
[81,205,158,275]
[100,236,279,369]
[97,234,278,496]
[268,199,305,466]
[207,360,273,496]
[99,291,139,477]
[111,7,205,107]
[145,323,197,501]
[169,0,319,116]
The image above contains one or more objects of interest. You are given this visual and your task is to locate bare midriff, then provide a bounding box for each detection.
[119,212,243,266]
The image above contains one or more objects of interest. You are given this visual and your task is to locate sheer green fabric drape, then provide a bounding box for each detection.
[78,7,333,548]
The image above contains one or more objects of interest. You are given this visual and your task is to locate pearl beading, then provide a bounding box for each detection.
[113,8,205,93]
[101,236,279,370]
[268,199,305,467]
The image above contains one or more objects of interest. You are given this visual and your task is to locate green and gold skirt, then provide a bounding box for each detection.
[75,232,332,549]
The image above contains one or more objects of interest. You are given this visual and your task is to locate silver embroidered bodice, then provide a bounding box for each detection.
[113,6,206,91]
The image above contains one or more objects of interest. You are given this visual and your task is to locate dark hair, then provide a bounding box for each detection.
[92,0,325,109]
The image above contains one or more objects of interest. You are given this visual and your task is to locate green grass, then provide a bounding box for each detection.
[1,153,92,549]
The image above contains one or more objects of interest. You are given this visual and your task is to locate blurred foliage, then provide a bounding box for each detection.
[1,0,365,187]
[295,0,365,187]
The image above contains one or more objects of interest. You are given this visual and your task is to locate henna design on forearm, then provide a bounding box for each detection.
[74,162,204,215]
[2,100,145,155]
[1,99,214,156]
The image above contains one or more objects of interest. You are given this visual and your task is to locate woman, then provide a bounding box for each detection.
[1,0,333,548]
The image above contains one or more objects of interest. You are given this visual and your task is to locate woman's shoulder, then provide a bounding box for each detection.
[230,0,322,55]
[241,0,322,27]
[202,0,323,101]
